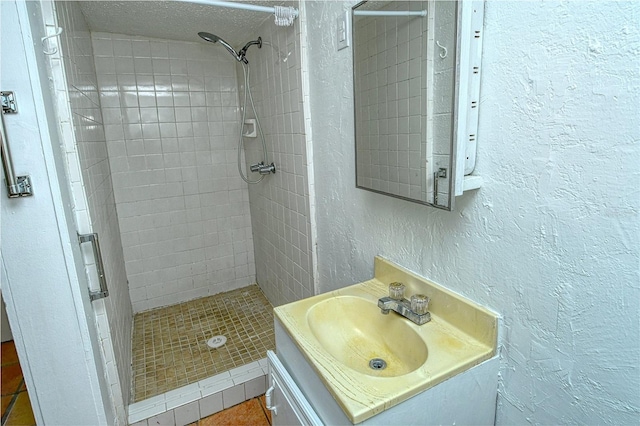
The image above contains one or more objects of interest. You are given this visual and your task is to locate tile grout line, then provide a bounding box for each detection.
[1,378,25,426]
[256,396,272,426]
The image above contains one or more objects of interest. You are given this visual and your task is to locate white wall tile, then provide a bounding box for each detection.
[146,410,175,426]
[228,361,261,378]
[93,33,256,311]
[165,384,202,411]
[174,401,200,426]
[198,393,223,418]
[241,2,315,307]
[244,375,266,400]
[222,384,245,409]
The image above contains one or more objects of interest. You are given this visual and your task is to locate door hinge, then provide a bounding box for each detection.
[1,92,17,114]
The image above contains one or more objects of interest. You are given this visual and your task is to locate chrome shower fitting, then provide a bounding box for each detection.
[238,38,262,61]
[258,163,276,175]
[198,32,262,64]
[199,31,272,184]
[197,32,246,63]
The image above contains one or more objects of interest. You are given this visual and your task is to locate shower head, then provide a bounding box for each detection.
[198,31,221,43]
[198,31,247,64]
[198,32,262,65]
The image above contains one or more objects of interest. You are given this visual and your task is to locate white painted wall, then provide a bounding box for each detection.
[305,1,639,424]
[1,0,116,423]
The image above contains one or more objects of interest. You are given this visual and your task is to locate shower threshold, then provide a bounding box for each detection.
[128,358,269,425]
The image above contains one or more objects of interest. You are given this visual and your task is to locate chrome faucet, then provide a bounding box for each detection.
[378,282,431,325]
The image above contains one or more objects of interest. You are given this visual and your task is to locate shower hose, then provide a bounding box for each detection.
[237,62,269,184]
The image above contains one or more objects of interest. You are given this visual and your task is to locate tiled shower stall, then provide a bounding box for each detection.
[92,30,257,312]
[51,0,313,415]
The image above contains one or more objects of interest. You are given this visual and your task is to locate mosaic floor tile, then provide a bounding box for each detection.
[132,285,275,401]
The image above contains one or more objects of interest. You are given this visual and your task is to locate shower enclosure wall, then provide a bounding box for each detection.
[237,10,315,307]
[93,31,256,312]
[50,0,313,415]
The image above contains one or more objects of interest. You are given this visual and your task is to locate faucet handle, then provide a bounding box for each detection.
[410,294,430,315]
[388,282,405,300]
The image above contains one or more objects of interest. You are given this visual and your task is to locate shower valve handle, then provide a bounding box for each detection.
[258,163,276,175]
[250,162,264,172]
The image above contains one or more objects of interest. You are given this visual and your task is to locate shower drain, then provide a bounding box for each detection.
[369,358,387,370]
[206,335,227,349]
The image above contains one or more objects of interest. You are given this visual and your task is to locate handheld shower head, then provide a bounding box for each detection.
[198,32,220,43]
[198,32,247,64]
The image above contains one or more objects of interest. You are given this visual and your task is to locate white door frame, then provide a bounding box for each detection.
[1,0,114,423]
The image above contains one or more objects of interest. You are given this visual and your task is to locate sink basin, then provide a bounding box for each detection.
[274,256,498,423]
[307,296,427,377]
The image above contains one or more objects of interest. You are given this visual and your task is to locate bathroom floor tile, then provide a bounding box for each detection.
[1,340,34,425]
[131,284,275,401]
[4,392,35,426]
[1,341,19,366]
[1,364,23,396]
[258,394,272,424]
[1,395,12,419]
[198,398,269,426]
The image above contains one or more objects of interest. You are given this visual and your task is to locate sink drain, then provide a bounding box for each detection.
[369,358,387,370]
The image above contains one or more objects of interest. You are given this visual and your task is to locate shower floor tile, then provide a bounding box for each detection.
[132,284,275,402]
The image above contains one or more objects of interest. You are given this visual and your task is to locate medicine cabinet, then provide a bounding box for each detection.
[352,0,484,210]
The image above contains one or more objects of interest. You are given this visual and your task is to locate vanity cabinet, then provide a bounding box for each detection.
[269,318,500,426]
[267,350,322,426]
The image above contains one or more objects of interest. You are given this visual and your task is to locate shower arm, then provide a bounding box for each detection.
[238,38,262,60]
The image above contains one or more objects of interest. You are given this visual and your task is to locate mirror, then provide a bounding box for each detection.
[353,0,458,209]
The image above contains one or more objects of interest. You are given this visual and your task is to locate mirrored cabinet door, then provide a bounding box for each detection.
[353,0,459,210]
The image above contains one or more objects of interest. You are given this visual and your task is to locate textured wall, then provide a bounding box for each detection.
[92,33,255,312]
[306,1,639,424]
[240,0,315,306]
[54,1,132,414]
